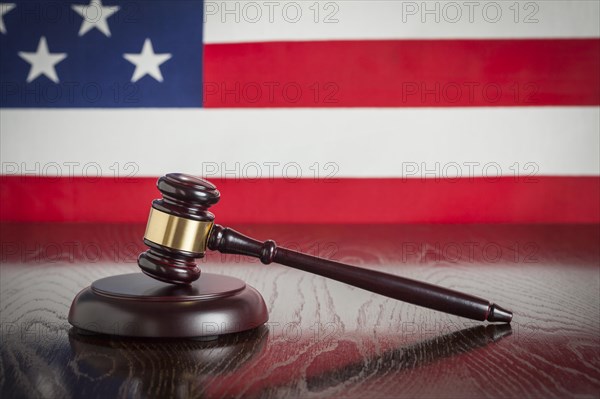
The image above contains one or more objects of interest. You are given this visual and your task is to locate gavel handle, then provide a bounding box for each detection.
[207,225,512,323]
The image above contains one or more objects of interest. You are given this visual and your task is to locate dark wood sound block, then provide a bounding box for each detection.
[68,273,268,338]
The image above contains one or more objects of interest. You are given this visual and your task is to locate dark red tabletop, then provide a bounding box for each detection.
[1,223,598,398]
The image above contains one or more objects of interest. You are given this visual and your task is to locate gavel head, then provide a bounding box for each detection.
[137,173,220,285]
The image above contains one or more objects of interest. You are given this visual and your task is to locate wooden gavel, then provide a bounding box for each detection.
[137,173,512,323]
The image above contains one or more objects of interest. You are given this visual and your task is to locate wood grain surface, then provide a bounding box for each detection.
[1,223,599,399]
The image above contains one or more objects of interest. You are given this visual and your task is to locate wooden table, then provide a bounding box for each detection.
[1,223,599,398]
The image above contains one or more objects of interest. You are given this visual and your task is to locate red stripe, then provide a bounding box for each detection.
[203,39,600,107]
[1,176,598,223]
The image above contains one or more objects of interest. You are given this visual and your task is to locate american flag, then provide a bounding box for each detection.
[1,1,599,223]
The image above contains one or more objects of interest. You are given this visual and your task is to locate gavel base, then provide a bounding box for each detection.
[68,273,268,339]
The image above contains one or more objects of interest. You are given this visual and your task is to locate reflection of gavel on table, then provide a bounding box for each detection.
[69,173,511,339]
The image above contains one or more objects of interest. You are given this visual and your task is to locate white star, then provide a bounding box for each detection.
[72,0,119,37]
[0,3,16,34]
[123,39,172,83]
[18,37,67,83]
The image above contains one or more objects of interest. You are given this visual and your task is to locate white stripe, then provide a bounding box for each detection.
[1,107,598,178]
[204,1,600,43]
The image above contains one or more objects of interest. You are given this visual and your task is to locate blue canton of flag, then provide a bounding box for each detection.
[0,0,204,107]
